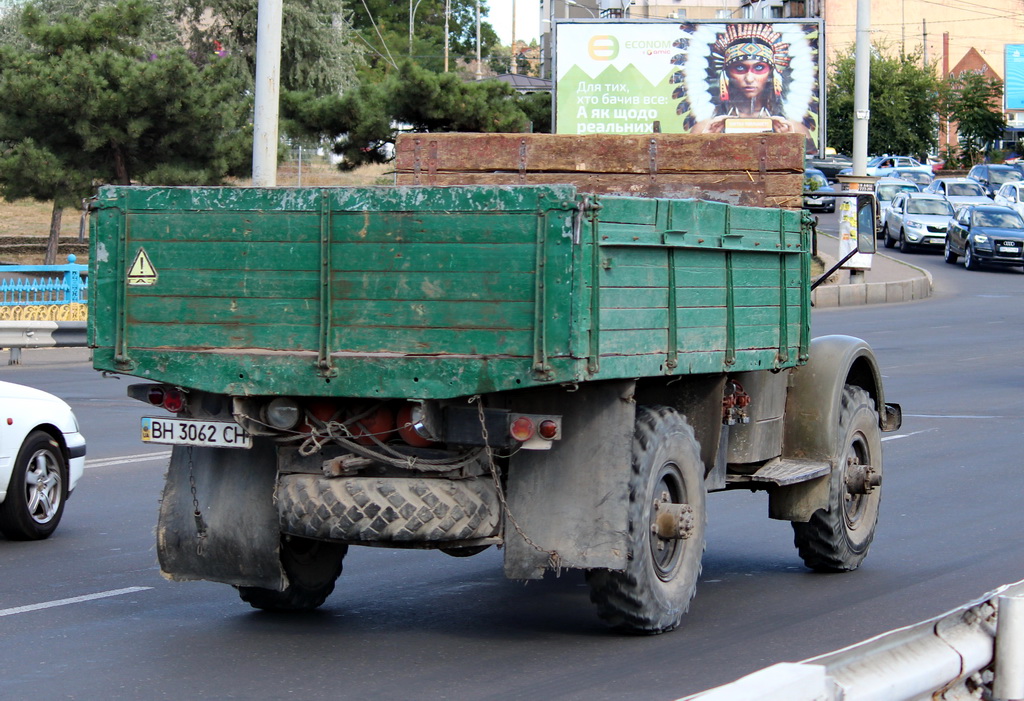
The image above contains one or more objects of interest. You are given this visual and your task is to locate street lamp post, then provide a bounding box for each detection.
[565,0,597,17]
[408,0,426,56]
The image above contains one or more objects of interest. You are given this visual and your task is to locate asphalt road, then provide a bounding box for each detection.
[1,244,1022,700]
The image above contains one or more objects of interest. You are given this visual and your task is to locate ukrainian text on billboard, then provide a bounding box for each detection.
[555,20,822,153]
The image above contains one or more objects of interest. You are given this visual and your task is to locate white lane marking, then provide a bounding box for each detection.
[906,414,1002,419]
[0,587,153,617]
[85,451,171,469]
[882,429,935,442]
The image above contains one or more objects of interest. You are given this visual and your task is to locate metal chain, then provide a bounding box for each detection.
[187,446,207,555]
[471,396,562,574]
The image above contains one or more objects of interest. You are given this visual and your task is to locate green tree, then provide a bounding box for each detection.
[347,0,499,75]
[941,71,1005,166]
[171,0,364,94]
[283,60,534,168]
[827,46,940,158]
[0,0,250,261]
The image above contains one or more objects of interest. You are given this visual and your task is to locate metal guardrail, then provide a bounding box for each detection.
[0,320,87,364]
[0,255,88,305]
[682,578,1024,701]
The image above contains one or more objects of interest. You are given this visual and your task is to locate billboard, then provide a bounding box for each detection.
[554,20,824,154]
[1005,44,1024,110]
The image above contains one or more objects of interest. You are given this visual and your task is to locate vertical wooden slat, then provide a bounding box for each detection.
[532,204,550,380]
[114,192,130,368]
[318,190,335,375]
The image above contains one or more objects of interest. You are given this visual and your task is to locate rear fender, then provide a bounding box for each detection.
[769,335,890,522]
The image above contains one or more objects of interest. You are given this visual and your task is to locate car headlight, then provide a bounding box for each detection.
[906,220,924,229]
[973,234,989,244]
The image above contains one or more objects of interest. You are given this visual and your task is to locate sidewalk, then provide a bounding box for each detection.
[811,232,933,308]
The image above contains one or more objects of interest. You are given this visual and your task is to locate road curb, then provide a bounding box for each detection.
[811,244,933,308]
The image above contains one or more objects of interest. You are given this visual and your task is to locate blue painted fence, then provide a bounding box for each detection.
[0,255,88,305]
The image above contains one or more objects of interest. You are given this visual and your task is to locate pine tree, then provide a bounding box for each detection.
[0,0,250,262]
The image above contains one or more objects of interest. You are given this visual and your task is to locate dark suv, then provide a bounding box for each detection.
[945,204,1024,270]
[967,164,1022,198]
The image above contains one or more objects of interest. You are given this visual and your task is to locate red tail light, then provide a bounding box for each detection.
[510,416,535,442]
[162,388,185,413]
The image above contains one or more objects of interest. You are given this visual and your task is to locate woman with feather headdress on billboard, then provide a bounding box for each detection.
[671,22,819,149]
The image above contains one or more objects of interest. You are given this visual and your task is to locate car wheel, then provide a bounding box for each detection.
[898,230,914,253]
[882,225,895,248]
[0,431,68,540]
[964,244,982,270]
[944,241,958,264]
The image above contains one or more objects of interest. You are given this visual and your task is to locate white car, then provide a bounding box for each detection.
[993,181,1024,219]
[881,192,955,252]
[923,177,992,210]
[0,381,86,539]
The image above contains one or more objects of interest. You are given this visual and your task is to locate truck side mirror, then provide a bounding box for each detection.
[856,194,876,254]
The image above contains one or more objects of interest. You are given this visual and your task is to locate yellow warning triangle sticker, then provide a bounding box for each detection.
[127,248,158,286]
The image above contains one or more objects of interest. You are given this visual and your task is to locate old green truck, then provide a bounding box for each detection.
[89,134,899,633]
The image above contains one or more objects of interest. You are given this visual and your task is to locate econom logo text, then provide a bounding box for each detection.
[588,35,619,60]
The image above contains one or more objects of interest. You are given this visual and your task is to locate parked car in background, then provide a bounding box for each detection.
[806,150,853,182]
[966,164,1022,197]
[836,156,932,182]
[882,192,955,252]
[874,167,933,188]
[993,181,1024,218]
[866,155,933,178]
[0,381,86,539]
[923,177,992,210]
[802,167,835,213]
[875,177,922,234]
[945,204,1024,270]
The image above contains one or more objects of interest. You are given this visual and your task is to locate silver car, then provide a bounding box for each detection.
[875,177,921,235]
[923,177,991,210]
[881,192,955,252]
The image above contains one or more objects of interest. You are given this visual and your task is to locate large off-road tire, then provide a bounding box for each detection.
[586,406,706,634]
[0,431,68,540]
[237,536,347,611]
[277,474,500,544]
[792,385,882,572]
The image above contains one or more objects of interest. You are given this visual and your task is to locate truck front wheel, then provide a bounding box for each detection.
[237,536,347,611]
[586,406,706,634]
[792,385,882,571]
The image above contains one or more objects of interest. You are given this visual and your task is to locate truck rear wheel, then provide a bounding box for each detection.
[586,406,706,634]
[237,536,347,611]
[792,385,882,572]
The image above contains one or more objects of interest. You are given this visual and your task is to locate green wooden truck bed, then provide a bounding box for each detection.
[89,184,810,399]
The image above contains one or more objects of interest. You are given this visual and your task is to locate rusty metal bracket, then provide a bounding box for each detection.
[519,138,528,184]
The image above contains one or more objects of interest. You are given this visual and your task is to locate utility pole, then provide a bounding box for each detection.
[252,0,282,187]
[853,0,870,177]
[511,0,517,74]
[444,0,450,72]
[922,19,928,67]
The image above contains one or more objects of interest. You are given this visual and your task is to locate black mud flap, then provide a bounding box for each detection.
[157,439,286,590]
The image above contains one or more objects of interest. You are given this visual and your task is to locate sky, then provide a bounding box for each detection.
[487,0,541,46]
